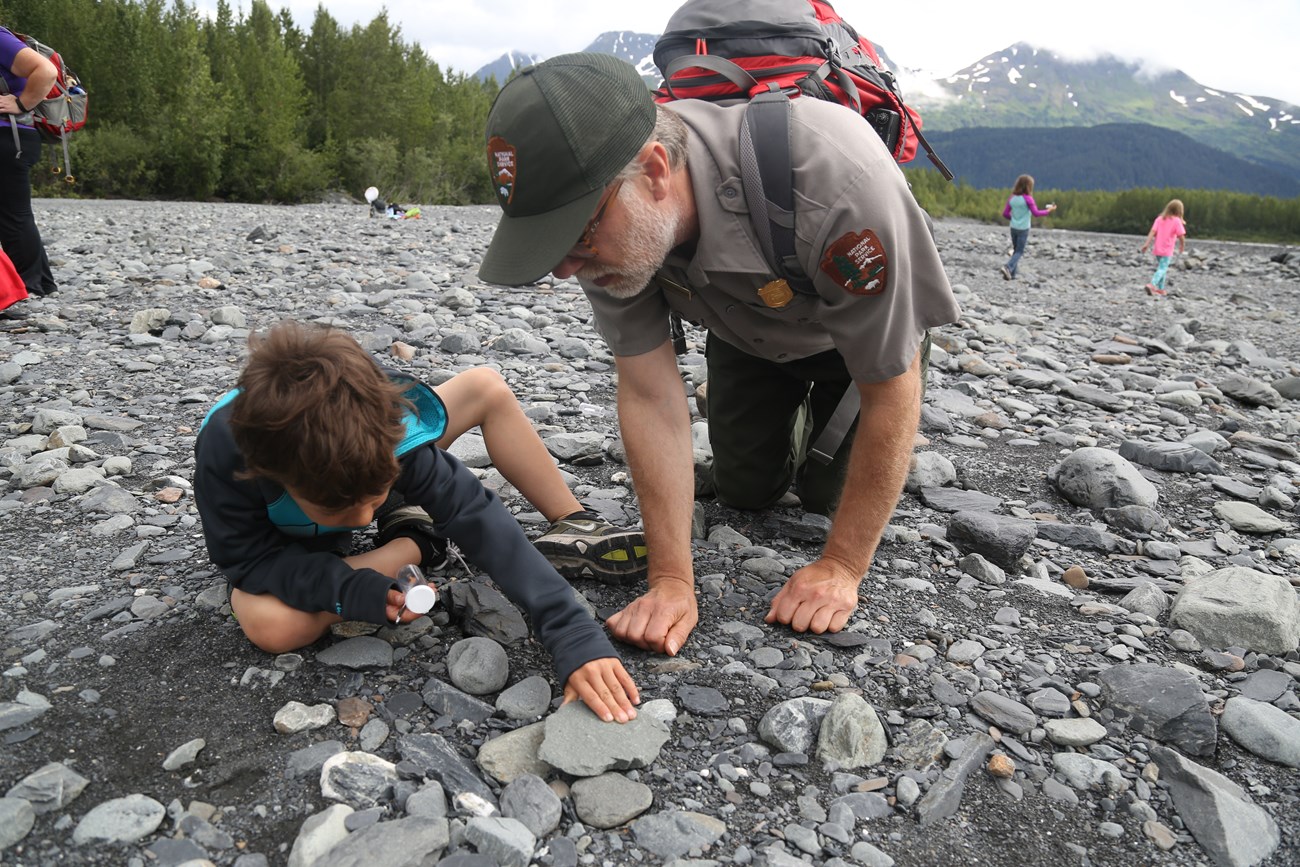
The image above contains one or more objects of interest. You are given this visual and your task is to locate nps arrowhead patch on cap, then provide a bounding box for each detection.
[488,136,517,205]
[820,229,888,296]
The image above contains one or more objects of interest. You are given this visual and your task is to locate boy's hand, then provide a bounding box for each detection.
[384,588,423,624]
[563,658,640,723]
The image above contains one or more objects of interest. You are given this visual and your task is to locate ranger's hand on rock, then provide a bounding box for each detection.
[606,578,698,657]
[765,557,861,633]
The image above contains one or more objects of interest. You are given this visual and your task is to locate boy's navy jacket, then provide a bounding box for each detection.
[193,376,618,686]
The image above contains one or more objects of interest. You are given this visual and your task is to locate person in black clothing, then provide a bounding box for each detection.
[0,26,58,299]
[194,320,643,722]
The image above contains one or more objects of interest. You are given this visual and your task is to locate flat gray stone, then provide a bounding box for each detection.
[72,794,166,844]
[918,487,1003,513]
[0,798,35,851]
[495,676,551,720]
[1119,440,1224,475]
[969,691,1036,735]
[538,701,671,777]
[630,811,727,860]
[1213,501,1289,534]
[1152,744,1280,867]
[313,815,449,867]
[0,690,52,732]
[316,636,394,670]
[499,773,562,837]
[422,678,495,724]
[1052,754,1129,796]
[5,762,90,813]
[1097,663,1216,756]
[1044,718,1108,747]
[570,773,654,829]
[946,511,1037,570]
[463,816,535,867]
[1170,567,1300,654]
[475,722,552,785]
[1220,697,1300,768]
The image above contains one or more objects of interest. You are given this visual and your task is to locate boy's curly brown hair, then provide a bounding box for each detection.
[229,320,411,509]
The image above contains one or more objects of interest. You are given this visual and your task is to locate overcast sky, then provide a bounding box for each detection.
[243,0,1300,106]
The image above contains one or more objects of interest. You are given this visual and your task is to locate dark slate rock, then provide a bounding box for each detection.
[916,733,995,826]
[422,678,495,724]
[918,488,1003,513]
[946,512,1037,570]
[145,838,210,867]
[969,692,1036,735]
[1034,522,1133,554]
[831,792,893,820]
[398,733,498,807]
[1097,664,1217,757]
[285,740,345,780]
[677,685,729,716]
[1061,384,1130,412]
[630,811,727,860]
[445,581,529,646]
[1151,744,1280,866]
[1239,670,1292,703]
[314,815,450,867]
[1218,374,1283,408]
[1209,476,1263,501]
[1119,440,1224,475]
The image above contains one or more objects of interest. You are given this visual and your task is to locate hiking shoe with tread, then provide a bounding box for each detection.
[535,509,649,584]
[376,504,449,571]
[1000,265,1013,280]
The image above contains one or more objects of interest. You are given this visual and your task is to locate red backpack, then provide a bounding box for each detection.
[653,0,949,176]
[3,31,89,183]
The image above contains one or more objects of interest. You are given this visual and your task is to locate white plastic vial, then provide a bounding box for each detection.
[395,563,438,617]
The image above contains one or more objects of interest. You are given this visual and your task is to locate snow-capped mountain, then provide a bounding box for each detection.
[473,34,1300,186]
[917,43,1300,180]
[472,50,546,84]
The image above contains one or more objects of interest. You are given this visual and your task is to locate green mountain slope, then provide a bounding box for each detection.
[921,123,1300,197]
[910,43,1300,181]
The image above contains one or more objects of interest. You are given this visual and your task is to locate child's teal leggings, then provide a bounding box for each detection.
[1150,256,1171,290]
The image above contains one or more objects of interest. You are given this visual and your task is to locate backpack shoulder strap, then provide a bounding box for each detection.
[738,89,814,294]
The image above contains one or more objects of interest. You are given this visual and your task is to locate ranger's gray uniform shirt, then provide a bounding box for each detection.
[583,98,962,384]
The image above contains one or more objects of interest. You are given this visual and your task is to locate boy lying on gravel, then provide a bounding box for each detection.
[193,319,642,722]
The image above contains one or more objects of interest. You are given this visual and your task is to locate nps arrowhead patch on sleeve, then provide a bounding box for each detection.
[819,229,888,296]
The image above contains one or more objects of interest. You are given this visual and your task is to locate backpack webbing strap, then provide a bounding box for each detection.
[739,90,813,294]
[808,381,860,465]
[664,54,759,100]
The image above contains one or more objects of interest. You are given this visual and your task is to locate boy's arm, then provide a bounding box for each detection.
[399,446,620,687]
[194,415,396,623]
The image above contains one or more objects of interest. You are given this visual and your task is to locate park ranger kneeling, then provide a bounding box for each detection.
[477,53,962,657]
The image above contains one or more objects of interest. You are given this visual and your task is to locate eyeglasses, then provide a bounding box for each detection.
[568,178,624,260]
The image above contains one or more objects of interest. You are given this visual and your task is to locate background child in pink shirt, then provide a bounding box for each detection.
[1139,199,1186,296]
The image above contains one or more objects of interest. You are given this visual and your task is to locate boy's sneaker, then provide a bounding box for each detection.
[535,509,649,584]
[376,504,449,571]
[1000,265,1013,280]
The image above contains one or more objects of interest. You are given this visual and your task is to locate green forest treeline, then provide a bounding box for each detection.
[2,0,1297,243]
[1,0,499,203]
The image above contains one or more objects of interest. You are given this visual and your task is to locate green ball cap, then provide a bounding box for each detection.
[478,52,657,287]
